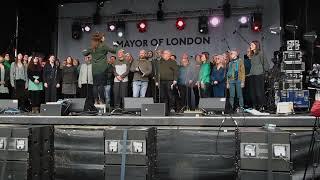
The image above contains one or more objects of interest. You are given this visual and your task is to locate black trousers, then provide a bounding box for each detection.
[113,82,128,108]
[250,75,265,108]
[200,83,210,98]
[243,76,252,108]
[160,81,175,112]
[30,91,41,108]
[80,84,95,111]
[14,80,27,109]
[45,80,57,103]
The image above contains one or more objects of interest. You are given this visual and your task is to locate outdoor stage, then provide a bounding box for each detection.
[0,114,315,128]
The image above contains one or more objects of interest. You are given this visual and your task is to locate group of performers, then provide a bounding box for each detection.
[0,32,269,114]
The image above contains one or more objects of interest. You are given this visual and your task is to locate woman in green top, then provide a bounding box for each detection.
[82,32,117,105]
[198,53,211,98]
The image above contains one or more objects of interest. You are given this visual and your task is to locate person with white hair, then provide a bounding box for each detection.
[156,50,178,114]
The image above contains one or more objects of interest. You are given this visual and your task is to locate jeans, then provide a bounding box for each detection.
[132,81,148,98]
[229,80,244,109]
[104,85,112,105]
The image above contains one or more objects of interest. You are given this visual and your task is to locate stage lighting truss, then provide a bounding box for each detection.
[176,18,186,30]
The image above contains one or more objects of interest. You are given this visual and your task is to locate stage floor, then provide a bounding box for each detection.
[0,114,315,127]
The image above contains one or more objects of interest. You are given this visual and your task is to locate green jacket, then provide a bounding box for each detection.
[199,61,211,84]
[3,61,11,71]
[85,44,117,76]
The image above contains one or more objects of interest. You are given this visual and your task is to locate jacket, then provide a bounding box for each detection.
[199,61,211,84]
[130,58,152,81]
[249,51,269,76]
[156,58,178,82]
[78,63,93,87]
[227,58,245,83]
[10,62,28,87]
[27,67,43,91]
[113,58,130,82]
[84,44,117,76]
[43,63,61,84]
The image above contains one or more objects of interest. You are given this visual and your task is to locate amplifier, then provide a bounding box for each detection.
[287,40,300,51]
[283,51,302,61]
[275,90,309,108]
[124,98,154,112]
[281,61,305,73]
[279,79,303,90]
[284,73,303,79]
[239,127,291,172]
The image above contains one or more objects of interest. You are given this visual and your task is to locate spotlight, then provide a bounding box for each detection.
[239,16,249,28]
[198,16,208,34]
[251,13,262,32]
[71,22,82,40]
[107,22,117,32]
[176,18,186,30]
[117,21,125,38]
[137,20,147,33]
[239,16,248,24]
[209,17,221,27]
[97,0,105,7]
[83,25,91,32]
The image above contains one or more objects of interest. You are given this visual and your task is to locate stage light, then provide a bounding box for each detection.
[198,16,208,34]
[176,18,186,30]
[97,0,105,7]
[209,17,221,27]
[71,22,82,40]
[83,25,91,32]
[117,21,126,38]
[239,16,248,24]
[251,13,262,32]
[137,20,147,33]
[107,22,117,32]
[117,31,123,38]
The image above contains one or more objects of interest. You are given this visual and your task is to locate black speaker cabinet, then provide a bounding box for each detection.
[199,98,226,112]
[123,98,154,112]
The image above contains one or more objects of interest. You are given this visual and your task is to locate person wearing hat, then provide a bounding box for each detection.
[82,32,118,105]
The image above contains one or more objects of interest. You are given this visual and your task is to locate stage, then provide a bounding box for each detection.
[0,114,314,127]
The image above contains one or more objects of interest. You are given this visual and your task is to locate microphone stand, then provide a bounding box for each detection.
[234,30,250,45]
